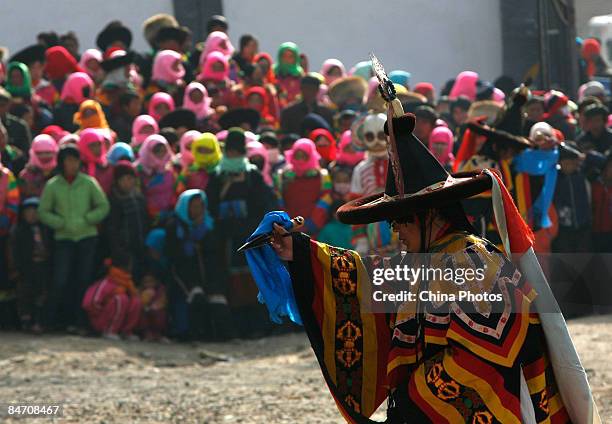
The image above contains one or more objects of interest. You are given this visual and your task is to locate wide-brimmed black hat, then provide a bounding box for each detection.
[337,113,491,224]
[218,108,260,130]
[158,108,196,130]
[155,26,190,46]
[9,44,46,66]
[96,21,133,52]
[466,121,533,149]
[466,85,533,151]
[100,51,135,72]
[493,86,529,136]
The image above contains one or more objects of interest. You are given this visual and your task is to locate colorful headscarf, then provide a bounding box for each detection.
[28,134,59,172]
[254,52,276,84]
[449,71,479,101]
[183,82,213,119]
[78,128,108,176]
[389,70,411,88]
[335,130,364,167]
[285,138,320,177]
[428,126,455,166]
[152,49,185,85]
[247,140,272,185]
[60,72,94,105]
[581,38,601,79]
[73,99,109,130]
[320,58,346,85]
[5,62,32,98]
[179,130,201,168]
[349,61,372,81]
[192,132,222,171]
[201,31,235,63]
[107,142,135,165]
[245,86,272,122]
[41,125,69,143]
[45,46,81,80]
[148,92,175,122]
[309,128,336,163]
[543,90,568,120]
[136,134,172,174]
[131,114,159,147]
[174,189,214,256]
[198,51,229,82]
[79,48,103,78]
[273,42,304,78]
[492,87,506,103]
[414,82,435,101]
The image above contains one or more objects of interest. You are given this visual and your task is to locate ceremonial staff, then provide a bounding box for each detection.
[370,52,405,198]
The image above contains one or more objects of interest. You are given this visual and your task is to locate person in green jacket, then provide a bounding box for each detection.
[39,144,110,332]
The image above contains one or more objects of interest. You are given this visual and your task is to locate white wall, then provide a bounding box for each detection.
[224,0,502,91]
[2,0,173,56]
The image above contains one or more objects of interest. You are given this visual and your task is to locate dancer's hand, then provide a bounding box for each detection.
[271,223,293,261]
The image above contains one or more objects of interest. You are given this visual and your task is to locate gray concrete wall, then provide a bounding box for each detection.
[575,0,612,38]
[223,0,503,91]
[2,0,173,56]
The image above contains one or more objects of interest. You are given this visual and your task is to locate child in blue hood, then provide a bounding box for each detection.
[164,189,234,341]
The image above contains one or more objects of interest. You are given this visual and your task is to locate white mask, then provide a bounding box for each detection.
[361,113,388,155]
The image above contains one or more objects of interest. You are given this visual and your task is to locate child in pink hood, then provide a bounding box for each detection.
[131,115,159,152]
[148,92,175,123]
[275,138,332,235]
[136,134,176,225]
[332,130,364,168]
[183,82,214,121]
[79,49,104,82]
[200,31,235,64]
[78,128,113,194]
[60,72,94,105]
[19,134,59,200]
[151,50,185,95]
[247,140,272,185]
[82,257,142,340]
[197,51,232,108]
[449,71,479,101]
[320,58,346,86]
[53,72,95,132]
[428,126,455,171]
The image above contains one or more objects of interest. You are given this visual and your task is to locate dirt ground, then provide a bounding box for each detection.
[0,315,610,424]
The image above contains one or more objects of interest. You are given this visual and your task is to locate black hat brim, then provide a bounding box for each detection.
[158,108,197,130]
[155,26,190,45]
[218,108,261,130]
[100,51,135,72]
[467,122,533,149]
[337,170,491,225]
[9,44,46,65]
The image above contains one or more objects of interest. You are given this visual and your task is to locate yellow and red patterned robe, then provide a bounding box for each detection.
[288,231,570,423]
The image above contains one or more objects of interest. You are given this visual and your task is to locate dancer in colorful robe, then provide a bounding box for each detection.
[245,113,599,423]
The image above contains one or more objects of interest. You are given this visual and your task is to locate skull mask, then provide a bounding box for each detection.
[361,113,388,158]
